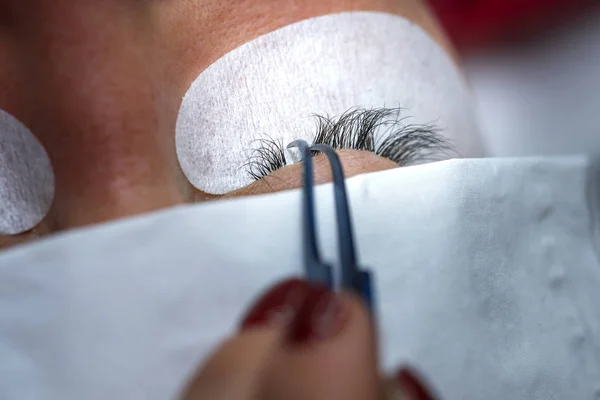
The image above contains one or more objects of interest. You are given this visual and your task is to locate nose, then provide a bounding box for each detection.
[2,2,196,231]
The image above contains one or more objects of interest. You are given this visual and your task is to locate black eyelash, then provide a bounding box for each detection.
[243,137,286,181]
[245,107,455,181]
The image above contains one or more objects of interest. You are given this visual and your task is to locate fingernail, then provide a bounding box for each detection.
[396,368,437,400]
[240,278,347,345]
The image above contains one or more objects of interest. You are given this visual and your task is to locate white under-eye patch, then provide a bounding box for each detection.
[0,109,54,235]
[175,12,483,194]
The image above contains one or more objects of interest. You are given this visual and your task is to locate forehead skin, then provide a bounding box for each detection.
[0,0,455,250]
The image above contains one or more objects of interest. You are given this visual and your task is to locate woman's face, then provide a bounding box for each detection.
[0,0,456,250]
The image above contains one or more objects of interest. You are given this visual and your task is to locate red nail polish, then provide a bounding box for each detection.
[396,369,437,400]
[240,278,346,344]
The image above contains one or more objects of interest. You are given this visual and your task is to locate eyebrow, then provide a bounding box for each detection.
[244,107,456,181]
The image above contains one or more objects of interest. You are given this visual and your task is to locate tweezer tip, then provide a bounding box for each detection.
[286,140,305,149]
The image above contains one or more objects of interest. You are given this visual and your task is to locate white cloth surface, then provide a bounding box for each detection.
[0,158,599,400]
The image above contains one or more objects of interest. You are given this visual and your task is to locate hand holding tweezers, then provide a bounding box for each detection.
[287,140,374,312]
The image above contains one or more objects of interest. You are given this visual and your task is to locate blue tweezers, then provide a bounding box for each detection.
[287,140,375,312]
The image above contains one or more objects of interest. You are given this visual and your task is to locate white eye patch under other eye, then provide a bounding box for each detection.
[0,109,54,235]
[176,11,484,195]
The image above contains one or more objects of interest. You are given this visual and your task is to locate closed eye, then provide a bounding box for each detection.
[244,107,456,181]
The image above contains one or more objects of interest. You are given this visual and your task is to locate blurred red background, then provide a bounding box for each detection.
[427,0,599,52]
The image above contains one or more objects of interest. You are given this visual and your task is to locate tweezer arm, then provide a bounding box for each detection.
[309,144,374,311]
[287,140,333,287]
[310,145,357,281]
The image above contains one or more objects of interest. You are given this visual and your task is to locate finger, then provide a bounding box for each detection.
[264,292,380,400]
[182,278,440,400]
[182,277,345,400]
[385,368,440,400]
[180,328,283,400]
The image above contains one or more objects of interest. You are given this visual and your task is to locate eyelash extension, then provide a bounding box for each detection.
[245,107,455,181]
[244,137,286,181]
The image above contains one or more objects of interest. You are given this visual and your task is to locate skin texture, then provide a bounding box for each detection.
[0,0,454,250]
